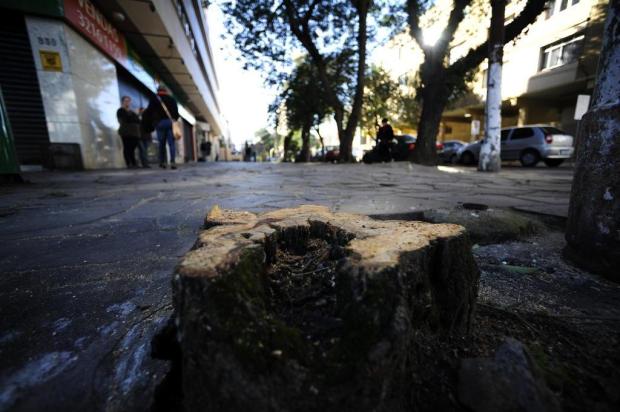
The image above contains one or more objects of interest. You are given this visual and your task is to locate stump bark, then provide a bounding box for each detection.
[173,205,479,411]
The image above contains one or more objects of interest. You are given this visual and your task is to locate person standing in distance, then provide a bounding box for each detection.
[376,118,394,162]
[116,96,141,169]
[142,86,179,169]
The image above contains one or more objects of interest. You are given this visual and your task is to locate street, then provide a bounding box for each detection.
[0,161,585,410]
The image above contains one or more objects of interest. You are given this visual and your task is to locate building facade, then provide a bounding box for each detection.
[378,0,608,143]
[0,0,226,170]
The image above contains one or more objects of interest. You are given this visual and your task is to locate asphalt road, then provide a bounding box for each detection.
[0,161,575,411]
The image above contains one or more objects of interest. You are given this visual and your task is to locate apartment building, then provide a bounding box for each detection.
[378,0,607,143]
[442,0,607,142]
[0,0,227,169]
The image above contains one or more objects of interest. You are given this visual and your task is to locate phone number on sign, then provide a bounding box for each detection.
[76,10,124,60]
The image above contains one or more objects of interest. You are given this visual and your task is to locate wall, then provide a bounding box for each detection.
[26,17,124,169]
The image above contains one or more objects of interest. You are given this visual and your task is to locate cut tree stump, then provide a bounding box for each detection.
[173,205,479,411]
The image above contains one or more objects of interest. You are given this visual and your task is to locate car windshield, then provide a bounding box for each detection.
[399,135,416,143]
[540,126,566,134]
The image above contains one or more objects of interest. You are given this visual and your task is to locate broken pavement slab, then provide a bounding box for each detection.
[173,205,480,411]
[424,206,546,245]
[458,338,561,412]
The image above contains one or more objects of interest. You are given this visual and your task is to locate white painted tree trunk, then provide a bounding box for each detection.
[479,0,505,172]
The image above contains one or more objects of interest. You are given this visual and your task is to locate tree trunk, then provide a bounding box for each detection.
[338,129,354,162]
[479,0,505,172]
[283,133,292,162]
[315,126,325,157]
[299,120,311,163]
[565,1,620,281]
[174,205,480,411]
[411,74,448,165]
[340,0,370,163]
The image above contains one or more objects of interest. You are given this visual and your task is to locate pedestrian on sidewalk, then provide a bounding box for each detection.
[142,86,179,169]
[137,107,151,168]
[116,96,141,169]
[376,118,394,162]
[199,139,212,161]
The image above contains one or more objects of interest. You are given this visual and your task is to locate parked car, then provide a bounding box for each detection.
[391,134,417,161]
[438,140,467,163]
[456,126,574,167]
[324,146,340,162]
[363,134,446,163]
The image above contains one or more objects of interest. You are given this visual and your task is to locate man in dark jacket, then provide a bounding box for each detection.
[142,85,179,169]
[376,118,394,161]
[117,96,141,168]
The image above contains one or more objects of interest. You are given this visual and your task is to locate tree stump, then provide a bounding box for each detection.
[173,205,479,411]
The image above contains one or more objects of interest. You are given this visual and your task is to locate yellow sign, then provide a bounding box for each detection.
[39,50,63,72]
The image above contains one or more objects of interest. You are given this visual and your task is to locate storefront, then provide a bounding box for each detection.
[0,0,204,169]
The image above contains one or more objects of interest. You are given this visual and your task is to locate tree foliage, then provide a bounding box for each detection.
[277,57,333,161]
[361,65,400,138]
[221,0,376,161]
[361,66,421,139]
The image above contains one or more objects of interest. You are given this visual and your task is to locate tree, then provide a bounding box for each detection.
[222,0,375,162]
[402,0,547,165]
[361,66,421,141]
[361,65,401,140]
[276,57,332,162]
[255,128,278,159]
[565,1,620,281]
[478,0,505,172]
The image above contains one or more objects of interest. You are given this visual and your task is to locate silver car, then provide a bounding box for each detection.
[457,125,574,167]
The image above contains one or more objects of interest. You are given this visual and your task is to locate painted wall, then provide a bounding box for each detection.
[26,17,124,169]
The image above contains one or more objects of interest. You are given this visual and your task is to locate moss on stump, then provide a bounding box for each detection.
[173,205,479,411]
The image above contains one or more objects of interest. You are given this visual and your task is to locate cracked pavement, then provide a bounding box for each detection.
[0,161,575,411]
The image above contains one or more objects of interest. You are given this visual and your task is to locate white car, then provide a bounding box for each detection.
[457,125,574,167]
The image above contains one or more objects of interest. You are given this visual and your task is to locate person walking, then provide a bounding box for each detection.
[117,96,141,169]
[137,107,151,168]
[142,86,179,169]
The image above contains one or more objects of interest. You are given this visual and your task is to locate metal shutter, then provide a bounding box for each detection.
[0,9,50,166]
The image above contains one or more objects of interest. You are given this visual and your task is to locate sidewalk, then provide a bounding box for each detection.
[0,162,576,410]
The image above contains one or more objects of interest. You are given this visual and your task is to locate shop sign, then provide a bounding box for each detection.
[63,0,127,64]
[39,50,63,71]
[471,119,480,136]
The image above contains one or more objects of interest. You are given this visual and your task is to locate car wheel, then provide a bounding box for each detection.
[461,151,475,165]
[520,150,540,167]
[543,158,564,167]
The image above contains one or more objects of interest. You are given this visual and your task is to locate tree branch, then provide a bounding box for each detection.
[282,0,345,126]
[406,0,426,48]
[345,0,370,137]
[448,0,547,78]
[435,0,472,55]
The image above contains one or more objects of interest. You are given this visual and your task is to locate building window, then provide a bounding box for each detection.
[540,34,584,71]
[546,0,580,18]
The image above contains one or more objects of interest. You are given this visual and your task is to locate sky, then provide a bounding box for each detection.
[206,6,278,148]
[204,5,414,148]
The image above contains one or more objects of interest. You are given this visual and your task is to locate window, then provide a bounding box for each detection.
[541,126,566,134]
[540,35,584,70]
[510,128,535,140]
[501,129,510,141]
[547,0,580,18]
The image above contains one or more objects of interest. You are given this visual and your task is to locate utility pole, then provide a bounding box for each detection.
[478,0,505,172]
[565,1,620,281]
